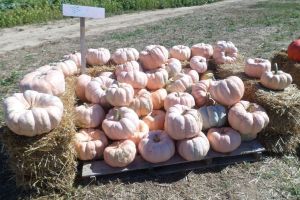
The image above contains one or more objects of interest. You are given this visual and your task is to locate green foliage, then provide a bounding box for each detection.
[0,0,218,28]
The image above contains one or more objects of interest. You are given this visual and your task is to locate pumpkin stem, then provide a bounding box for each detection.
[206,93,216,106]
[153,134,161,143]
[114,109,121,120]
[274,63,278,74]
[246,103,256,113]
[175,92,181,97]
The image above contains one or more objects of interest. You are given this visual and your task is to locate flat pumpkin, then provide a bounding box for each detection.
[139,45,169,70]
[198,105,227,130]
[213,41,238,64]
[105,82,134,107]
[117,70,148,89]
[191,43,213,59]
[164,92,195,110]
[169,45,191,61]
[53,59,79,77]
[115,61,142,77]
[244,58,271,78]
[189,56,207,73]
[75,103,105,128]
[86,48,110,66]
[146,67,169,90]
[166,73,193,93]
[112,48,139,64]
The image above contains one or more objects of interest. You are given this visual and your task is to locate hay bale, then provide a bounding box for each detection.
[243,82,300,154]
[271,50,300,89]
[87,64,116,77]
[0,77,77,195]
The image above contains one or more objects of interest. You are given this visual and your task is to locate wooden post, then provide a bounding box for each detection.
[80,17,86,74]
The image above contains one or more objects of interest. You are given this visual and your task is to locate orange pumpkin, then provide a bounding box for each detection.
[191,80,211,107]
[169,45,191,61]
[140,45,169,70]
[166,73,193,93]
[129,89,153,117]
[75,103,105,128]
[104,140,137,167]
[129,120,149,145]
[244,58,271,78]
[142,110,166,131]
[138,130,175,163]
[117,70,148,89]
[213,41,238,64]
[74,129,108,160]
[112,48,139,64]
[86,48,111,66]
[151,88,168,110]
[75,74,92,102]
[189,56,207,73]
[164,92,195,110]
[146,68,169,90]
[191,43,213,59]
[105,82,134,107]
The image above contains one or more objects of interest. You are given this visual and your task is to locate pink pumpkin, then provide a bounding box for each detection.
[129,120,149,145]
[151,88,168,110]
[142,110,166,131]
[117,70,148,89]
[115,61,142,76]
[54,59,78,77]
[191,80,211,107]
[166,73,193,93]
[245,58,271,78]
[213,41,238,64]
[75,74,92,102]
[129,89,153,117]
[64,52,81,67]
[86,48,110,65]
[169,45,191,61]
[164,92,195,110]
[75,103,105,128]
[189,56,207,73]
[182,68,199,83]
[146,68,169,90]
[105,82,134,107]
[112,48,139,64]
[139,45,169,70]
[165,58,182,77]
[191,43,213,59]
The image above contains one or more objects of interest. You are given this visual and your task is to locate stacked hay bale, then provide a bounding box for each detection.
[0,77,77,195]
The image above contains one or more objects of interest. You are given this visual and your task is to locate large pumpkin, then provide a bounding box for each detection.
[117,70,148,89]
[207,127,241,153]
[146,67,169,90]
[129,89,153,117]
[104,140,137,167]
[75,103,105,128]
[198,105,227,130]
[138,130,175,163]
[164,92,195,110]
[169,45,191,61]
[287,38,300,62]
[112,48,139,64]
[151,88,168,110]
[165,104,202,140]
[228,100,269,141]
[102,107,140,140]
[3,90,63,136]
[244,58,271,78]
[139,45,169,70]
[191,80,211,107]
[105,82,134,107]
[177,132,210,161]
[74,129,108,160]
[209,76,244,106]
[75,74,91,102]
[20,66,65,96]
[191,43,213,59]
[166,73,193,93]
[142,110,166,131]
[115,61,142,76]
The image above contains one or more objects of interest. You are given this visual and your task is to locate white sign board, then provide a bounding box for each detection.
[63,4,105,19]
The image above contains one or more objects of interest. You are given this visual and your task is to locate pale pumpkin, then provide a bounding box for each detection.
[228,100,269,141]
[165,104,202,140]
[146,67,169,90]
[177,132,210,161]
[142,110,166,131]
[86,48,110,65]
[182,68,199,83]
[75,103,105,128]
[138,130,175,163]
[115,61,142,76]
[207,127,241,153]
[169,45,191,61]
[260,64,292,90]
[75,74,92,102]
[105,82,134,107]
[139,45,169,70]
[164,92,195,110]
[117,70,148,89]
[191,80,211,107]
[20,66,65,96]
[74,129,108,160]
[166,73,193,93]
[54,59,78,77]
[189,56,207,73]
[112,48,139,64]
[209,76,244,106]
[129,120,149,145]
[198,105,227,130]
[104,140,137,167]
[129,89,153,117]
[85,76,114,107]
[64,52,81,67]
[165,58,182,78]
[191,43,213,59]
[244,58,271,78]
[151,88,168,110]
[3,90,63,136]
[213,41,238,64]
[102,107,140,140]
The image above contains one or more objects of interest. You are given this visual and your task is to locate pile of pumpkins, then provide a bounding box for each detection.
[3,40,293,168]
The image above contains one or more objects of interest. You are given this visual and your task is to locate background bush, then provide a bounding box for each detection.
[0,0,218,28]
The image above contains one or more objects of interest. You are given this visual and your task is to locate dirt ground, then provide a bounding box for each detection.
[0,0,300,199]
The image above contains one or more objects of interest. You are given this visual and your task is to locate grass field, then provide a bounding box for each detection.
[0,0,300,199]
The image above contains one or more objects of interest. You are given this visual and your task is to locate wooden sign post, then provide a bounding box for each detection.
[63,4,105,74]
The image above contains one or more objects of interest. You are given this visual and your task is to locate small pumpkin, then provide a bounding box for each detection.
[105,82,134,107]
[166,73,193,93]
[228,100,269,141]
[129,89,153,117]
[139,45,169,70]
[189,56,207,73]
[54,59,78,77]
[74,129,108,160]
[191,80,211,107]
[117,70,148,89]
[104,140,137,167]
[198,105,227,130]
[64,52,81,67]
[3,90,63,136]
[164,92,195,110]
[244,58,271,78]
[182,68,199,83]
[75,103,105,128]
[165,58,182,78]
[260,63,292,90]
[138,130,175,163]
[129,120,149,145]
[287,38,300,62]
[142,110,166,131]
[209,76,244,106]
[112,48,139,64]
[115,61,142,76]
[86,48,110,66]
[169,45,191,61]
[146,67,169,90]
[207,127,241,153]
[213,41,238,64]
[177,132,210,161]
[151,88,168,110]
[165,104,202,140]
[20,66,65,96]
[102,107,140,140]
[75,74,92,102]
[191,43,213,59]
